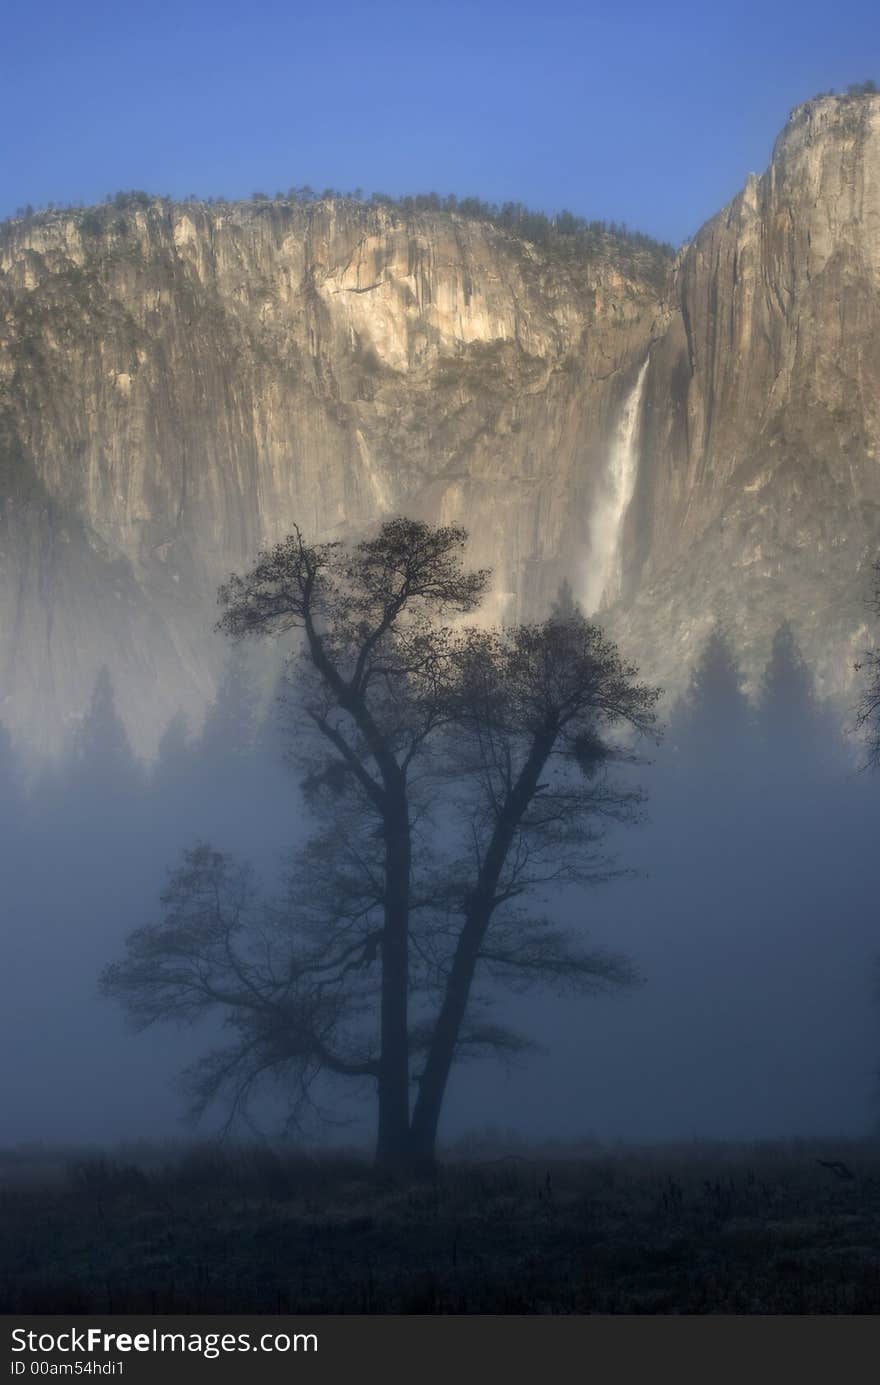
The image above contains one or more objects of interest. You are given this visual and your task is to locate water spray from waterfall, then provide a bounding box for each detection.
[583,355,650,615]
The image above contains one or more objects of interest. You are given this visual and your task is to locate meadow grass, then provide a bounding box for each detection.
[2,1137,879,1313]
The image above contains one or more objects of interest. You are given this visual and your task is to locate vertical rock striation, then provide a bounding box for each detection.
[1,90,879,753]
[616,92,880,697]
[0,200,664,752]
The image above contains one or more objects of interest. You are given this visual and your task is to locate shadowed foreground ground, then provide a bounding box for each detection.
[2,1139,880,1313]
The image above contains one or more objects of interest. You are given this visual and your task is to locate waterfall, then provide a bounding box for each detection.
[583,356,650,615]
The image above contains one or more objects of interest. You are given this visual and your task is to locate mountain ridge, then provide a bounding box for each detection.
[1,92,878,754]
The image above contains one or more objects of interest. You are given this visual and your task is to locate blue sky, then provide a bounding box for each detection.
[2,0,878,245]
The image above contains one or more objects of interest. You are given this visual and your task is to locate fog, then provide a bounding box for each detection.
[449,746,879,1142]
[1,626,878,1151]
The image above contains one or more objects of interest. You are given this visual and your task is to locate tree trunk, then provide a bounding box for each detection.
[374,792,412,1169]
[409,730,554,1166]
[409,912,483,1167]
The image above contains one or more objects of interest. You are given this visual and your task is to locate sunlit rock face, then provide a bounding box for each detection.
[616,93,880,700]
[1,91,879,754]
[0,200,663,752]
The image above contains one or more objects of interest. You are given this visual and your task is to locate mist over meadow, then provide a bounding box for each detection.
[1,619,876,1151]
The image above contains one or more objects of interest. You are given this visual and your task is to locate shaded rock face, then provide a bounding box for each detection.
[1,92,879,754]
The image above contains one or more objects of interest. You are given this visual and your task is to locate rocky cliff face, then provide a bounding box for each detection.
[0,198,665,751]
[1,92,878,754]
[618,92,880,698]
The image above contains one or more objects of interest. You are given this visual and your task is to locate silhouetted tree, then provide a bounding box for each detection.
[102,520,657,1169]
[757,621,836,769]
[152,712,195,799]
[197,651,259,767]
[759,622,813,728]
[408,610,658,1162]
[68,667,142,803]
[670,622,751,761]
[550,577,581,621]
[0,721,24,840]
[216,519,484,1165]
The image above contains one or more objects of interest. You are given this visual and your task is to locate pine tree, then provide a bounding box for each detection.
[671,622,752,761]
[758,623,813,739]
[759,622,841,772]
[197,651,258,767]
[0,721,24,838]
[189,651,265,833]
[550,577,582,621]
[152,712,195,797]
[69,667,142,801]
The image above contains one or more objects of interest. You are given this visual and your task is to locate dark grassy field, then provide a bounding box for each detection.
[2,1138,880,1313]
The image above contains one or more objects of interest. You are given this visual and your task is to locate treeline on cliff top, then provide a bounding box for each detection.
[6,83,879,282]
[807,78,876,101]
[4,186,675,286]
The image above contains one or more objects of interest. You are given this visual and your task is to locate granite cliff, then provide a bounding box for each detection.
[1,92,878,753]
[619,91,880,699]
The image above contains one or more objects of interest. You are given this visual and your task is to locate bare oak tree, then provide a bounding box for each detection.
[219,518,485,1164]
[102,520,658,1170]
